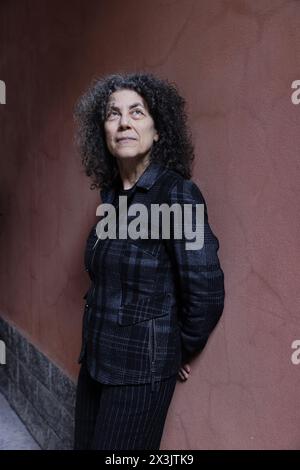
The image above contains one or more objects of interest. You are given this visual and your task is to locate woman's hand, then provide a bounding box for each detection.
[178,363,191,381]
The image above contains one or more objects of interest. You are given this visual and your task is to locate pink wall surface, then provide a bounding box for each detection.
[1,0,300,449]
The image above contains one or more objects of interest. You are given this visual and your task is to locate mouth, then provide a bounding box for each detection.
[116,137,137,142]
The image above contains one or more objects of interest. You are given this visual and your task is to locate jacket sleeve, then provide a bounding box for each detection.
[166,178,225,363]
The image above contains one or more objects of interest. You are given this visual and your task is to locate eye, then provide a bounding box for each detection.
[106,110,119,120]
[132,109,144,117]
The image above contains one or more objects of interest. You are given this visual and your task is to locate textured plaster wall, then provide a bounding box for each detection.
[0,0,300,449]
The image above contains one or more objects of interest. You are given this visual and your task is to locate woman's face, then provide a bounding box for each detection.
[104,89,159,162]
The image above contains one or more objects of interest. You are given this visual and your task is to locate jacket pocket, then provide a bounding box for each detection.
[124,238,161,258]
[120,241,160,302]
[118,292,172,326]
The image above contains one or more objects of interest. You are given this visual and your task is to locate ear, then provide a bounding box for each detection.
[154,132,159,142]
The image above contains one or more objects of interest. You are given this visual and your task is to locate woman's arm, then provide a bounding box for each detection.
[166,178,225,365]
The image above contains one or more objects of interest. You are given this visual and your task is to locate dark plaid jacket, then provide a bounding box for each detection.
[78,161,225,388]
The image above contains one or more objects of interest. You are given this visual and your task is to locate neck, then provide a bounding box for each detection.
[117,156,151,190]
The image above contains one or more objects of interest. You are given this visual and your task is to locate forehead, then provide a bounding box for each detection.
[107,89,147,108]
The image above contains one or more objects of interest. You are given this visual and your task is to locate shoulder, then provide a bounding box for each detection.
[160,168,206,206]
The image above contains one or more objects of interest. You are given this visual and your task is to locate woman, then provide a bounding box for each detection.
[73,72,225,450]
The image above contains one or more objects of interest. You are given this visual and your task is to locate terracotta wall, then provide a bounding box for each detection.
[0,0,300,449]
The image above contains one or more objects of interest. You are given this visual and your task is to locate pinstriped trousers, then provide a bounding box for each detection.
[74,361,177,450]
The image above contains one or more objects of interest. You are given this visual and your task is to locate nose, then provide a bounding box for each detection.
[118,112,131,129]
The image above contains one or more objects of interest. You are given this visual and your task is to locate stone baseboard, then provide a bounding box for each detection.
[0,316,76,450]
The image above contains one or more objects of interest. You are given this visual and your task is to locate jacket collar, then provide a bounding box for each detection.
[100,161,165,204]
